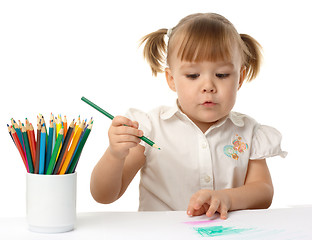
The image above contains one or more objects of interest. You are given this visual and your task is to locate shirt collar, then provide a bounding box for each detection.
[160,100,181,120]
[160,100,245,128]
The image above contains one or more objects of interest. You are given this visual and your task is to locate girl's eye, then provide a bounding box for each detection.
[186,74,200,79]
[216,73,229,79]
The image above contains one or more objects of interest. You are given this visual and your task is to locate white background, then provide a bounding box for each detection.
[0,0,311,217]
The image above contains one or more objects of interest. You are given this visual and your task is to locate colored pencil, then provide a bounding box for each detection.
[56,115,62,137]
[72,120,87,162]
[18,120,28,155]
[46,127,64,175]
[13,120,25,154]
[22,125,34,173]
[52,120,74,174]
[59,122,84,174]
[81,96,160,149]
[34,122,41,174]
[7,124,15,146]
[74,116,80,136]
[26,121,36,167]
[63,115,68,137]
[67,121,93,174]
[11,127,29,172]
[39,125,46,174]
[28,123,36,166]
[52,117,56,151]
[45,120,54,173]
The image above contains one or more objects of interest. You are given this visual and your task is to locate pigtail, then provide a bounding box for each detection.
[240,34,263,82]
[140,28,168,76]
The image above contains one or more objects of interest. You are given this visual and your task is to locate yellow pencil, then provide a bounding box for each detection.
[56,115,62,137]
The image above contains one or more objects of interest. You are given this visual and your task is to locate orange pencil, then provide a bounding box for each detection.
[11,127,29,172]
[59,121,84,174]
[26,119,35,167]
[63,115,68,137]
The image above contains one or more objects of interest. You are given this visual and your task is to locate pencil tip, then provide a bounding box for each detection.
[153,144,161,150]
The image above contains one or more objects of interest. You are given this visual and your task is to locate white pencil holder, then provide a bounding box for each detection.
[26,172,77,233]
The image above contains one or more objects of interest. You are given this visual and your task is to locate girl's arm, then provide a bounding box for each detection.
[225,158,274,210]
[90,116,146,204]
[187,159,273,219]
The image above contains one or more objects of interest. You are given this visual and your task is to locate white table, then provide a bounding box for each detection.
[1,207,312,240]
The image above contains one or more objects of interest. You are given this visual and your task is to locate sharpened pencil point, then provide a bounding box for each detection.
[153,144,161,150]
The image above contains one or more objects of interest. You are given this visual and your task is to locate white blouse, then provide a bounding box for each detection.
[126,103,287,211]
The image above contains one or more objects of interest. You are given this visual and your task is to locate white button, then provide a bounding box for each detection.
[201,142,208,148]
[204,175,211,183]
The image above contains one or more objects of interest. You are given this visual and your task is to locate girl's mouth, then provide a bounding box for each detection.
[202,101,216,107]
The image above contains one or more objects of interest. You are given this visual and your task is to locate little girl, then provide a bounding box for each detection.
[90,13,287,219]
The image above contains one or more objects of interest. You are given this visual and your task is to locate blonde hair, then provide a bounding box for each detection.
[140,13,262,82]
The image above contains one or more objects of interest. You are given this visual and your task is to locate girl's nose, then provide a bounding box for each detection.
[202,78,216,93]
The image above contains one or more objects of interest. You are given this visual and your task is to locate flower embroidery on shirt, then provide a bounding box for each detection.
[223,134,249,160]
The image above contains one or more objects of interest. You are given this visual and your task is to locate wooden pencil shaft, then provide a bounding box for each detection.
[81,97,114,120]
[81,96,159,149]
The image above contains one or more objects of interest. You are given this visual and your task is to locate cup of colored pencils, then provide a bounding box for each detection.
[7,114,93,175]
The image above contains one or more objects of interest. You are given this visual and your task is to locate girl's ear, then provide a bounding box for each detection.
[165,68,176,92]
[238,66,246,90]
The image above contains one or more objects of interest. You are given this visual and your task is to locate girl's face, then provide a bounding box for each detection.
[165,47,245,133]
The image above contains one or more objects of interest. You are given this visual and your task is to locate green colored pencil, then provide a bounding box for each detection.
[46,127,64,175]
[21,125,34,173]
[81,96,160,150]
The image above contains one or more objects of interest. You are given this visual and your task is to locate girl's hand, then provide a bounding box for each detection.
[108,116,143,160]
[187,189,232,220]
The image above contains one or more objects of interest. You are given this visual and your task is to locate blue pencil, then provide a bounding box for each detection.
[39,124,46,174]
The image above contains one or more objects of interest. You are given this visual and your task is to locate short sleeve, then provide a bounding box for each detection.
[249,125,287,160]
[125,108,153,156]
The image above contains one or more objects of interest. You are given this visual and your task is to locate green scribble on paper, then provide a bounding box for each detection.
[194,225,252,237]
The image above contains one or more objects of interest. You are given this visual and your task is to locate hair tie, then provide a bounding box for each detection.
[167,28,172,38]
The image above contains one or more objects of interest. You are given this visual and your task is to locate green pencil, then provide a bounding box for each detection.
[46,127,64,175]
[21,125,34,173]
[81,96,160,150]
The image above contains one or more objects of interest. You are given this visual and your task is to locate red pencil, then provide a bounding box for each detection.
[11,126,29,172]
[28,123,37,167]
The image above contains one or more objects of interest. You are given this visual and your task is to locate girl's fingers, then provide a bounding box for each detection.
[187,191,211,216]
[115,134,142,144]
[111,116,143,137]
[112,116,138,128]
[194,192,211,210]
[220,205,228,220]
[206,199,220,217]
